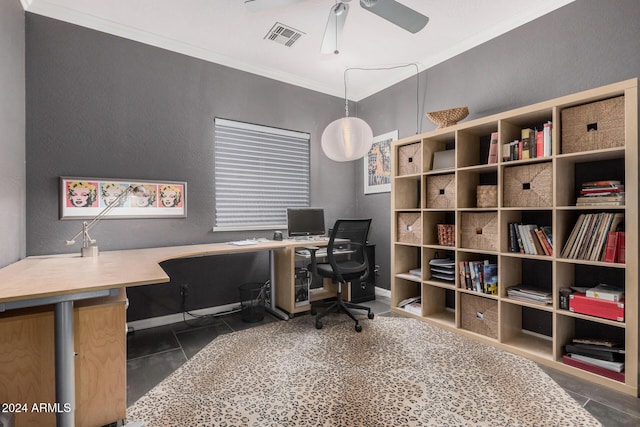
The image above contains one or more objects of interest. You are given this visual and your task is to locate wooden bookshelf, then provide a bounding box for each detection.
[390,79,638,396]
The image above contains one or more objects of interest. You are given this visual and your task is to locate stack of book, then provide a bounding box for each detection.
[560,213,624,261]
[459,260,497,294]
[576,180,625,206]
[397,296,422,315]
[506,284,552,305]
[429,258,455,282]
[563,338,625,382]
[501,123,552,162]
[507,223,553,255]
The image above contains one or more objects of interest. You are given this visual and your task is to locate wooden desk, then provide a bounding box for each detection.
[0,239,335,426]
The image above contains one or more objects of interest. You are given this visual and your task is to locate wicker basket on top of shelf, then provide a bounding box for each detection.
[426,107,469,128]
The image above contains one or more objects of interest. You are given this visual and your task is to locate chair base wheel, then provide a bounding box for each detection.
[315,320,323,329]
[355,323,362,332]
[368,312,375,320]
[310,307,317,315]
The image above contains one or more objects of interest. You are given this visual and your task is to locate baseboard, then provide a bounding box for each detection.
[127,302,241,331]
[375,286,391,299]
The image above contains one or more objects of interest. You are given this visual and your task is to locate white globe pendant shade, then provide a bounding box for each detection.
[321,117,374,162]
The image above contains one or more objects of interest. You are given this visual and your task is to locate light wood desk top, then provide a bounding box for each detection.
[0,239,325,305]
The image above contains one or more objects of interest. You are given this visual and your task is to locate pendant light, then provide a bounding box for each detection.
[321,70,373,162]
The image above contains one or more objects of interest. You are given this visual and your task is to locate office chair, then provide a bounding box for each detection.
[307,219,374,332]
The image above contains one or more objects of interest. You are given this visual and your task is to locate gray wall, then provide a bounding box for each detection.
[0,0,26,268]
[356,0,640,290]
[25,14,356,319]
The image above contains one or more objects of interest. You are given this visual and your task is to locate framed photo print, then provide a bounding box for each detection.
[364,130,397,194]
[60,177,187,219]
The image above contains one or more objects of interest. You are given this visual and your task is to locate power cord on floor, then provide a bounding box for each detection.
[180,283,242,327]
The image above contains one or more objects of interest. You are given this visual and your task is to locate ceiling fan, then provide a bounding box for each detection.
[245,0,429,54]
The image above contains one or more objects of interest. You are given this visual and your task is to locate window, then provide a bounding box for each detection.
[213,118,310,231]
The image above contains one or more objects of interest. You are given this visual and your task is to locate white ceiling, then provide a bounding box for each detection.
[22,0,574,101]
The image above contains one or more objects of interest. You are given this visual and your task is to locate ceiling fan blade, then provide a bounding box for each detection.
[244,0,307,12]
[321,3,350,54]
[360,0,428,33]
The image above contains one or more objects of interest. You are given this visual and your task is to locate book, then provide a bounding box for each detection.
[521,128,533,160]
[570,353,624,372]
[562,354,625,382]
[603,231,619,262]
[506,284,552,305]
[561,214,585,258]
[572,337,623,348]
[535,228,553,255]
[483,263,498,294]
[535,130,543,158]
[398,296,421,308]
[404,301,422,315]
[543,121,552,157]
[565,344,625,362]
[586,284,624,302]
[617,231,625,263]
[487,132,498,164]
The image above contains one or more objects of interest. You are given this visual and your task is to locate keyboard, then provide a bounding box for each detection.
[295,248,352,258]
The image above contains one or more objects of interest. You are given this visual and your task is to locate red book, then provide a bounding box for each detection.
[518,140,523,160]
[569,293,624,322]
[617,232,625,263]
[536,131,543,159]
[603,231,619,263]
[562,354,625,382]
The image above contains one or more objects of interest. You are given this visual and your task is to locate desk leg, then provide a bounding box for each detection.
[265,250,290,320]
[54,301,75,427]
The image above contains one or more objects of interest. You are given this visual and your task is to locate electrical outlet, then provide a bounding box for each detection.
[180,283,189,297]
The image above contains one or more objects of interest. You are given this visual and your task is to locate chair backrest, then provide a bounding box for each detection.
[327,219,372,282]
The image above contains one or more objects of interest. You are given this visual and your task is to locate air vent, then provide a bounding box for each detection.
[264,22,304,47]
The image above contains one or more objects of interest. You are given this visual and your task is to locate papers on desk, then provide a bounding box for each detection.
[227,240,258,246]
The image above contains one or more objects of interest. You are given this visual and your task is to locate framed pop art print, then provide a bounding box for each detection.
[60,177,187,219]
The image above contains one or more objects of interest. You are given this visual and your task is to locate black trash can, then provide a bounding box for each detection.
[239,282,266,323]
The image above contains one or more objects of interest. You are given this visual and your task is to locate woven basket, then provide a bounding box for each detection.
[476,185,497,208]
[503,163,552,208]
[398,143,421,176]
[460,293,498,339]
[397,212,421,244]
[561,96,625,154]
[437,224,455,246]
[426,107,469,128]
[460,212,498,251]
[426,174,455,209]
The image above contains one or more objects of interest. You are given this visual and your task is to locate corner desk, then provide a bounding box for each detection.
[0,238,344,427]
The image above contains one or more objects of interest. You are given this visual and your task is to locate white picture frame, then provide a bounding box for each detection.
[364,130,397,194]
[60,177,187,219]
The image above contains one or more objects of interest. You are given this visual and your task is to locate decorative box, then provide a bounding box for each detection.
[569,292,625,322]
[426,174,455,209]
[503,162,552,207]
[460,293,498,339]
[437,224,455,246]
[476,185,497,208]
[561,96,625,154]
[460,212,498,251]
[397,212,421,245]
[398,143,422,176]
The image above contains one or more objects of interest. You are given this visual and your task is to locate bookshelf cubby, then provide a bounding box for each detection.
[390,79,638,396]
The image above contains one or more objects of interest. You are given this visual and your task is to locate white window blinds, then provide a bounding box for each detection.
[214,118,310,231]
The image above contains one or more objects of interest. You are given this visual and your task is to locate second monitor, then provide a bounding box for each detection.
[287,207,325,239]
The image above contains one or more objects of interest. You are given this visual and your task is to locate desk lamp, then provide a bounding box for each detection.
[64,185,135,257]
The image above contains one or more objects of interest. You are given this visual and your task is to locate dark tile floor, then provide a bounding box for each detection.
[127,297,640,426]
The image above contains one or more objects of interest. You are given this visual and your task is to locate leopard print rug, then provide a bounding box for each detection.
[127,315,601,426]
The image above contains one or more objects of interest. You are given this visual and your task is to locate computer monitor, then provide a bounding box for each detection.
[287,208,326,238]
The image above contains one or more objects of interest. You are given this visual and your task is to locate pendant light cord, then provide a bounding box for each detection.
[343,63,421,133]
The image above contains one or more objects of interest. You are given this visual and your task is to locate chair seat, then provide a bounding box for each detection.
[315,260,366,281]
